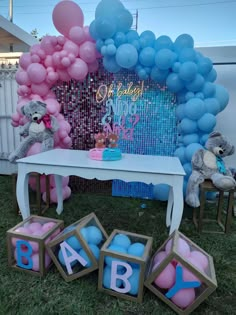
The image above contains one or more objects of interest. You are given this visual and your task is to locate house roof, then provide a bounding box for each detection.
[0,14,38,47]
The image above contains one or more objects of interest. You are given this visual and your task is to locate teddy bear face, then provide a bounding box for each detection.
[205,131,235,158]
[21,101,47,122]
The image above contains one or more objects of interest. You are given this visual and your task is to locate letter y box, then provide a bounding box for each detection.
[98,229,153,303]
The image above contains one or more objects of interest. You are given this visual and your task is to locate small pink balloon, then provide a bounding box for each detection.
[44,55,54,68]
[31,82,50,97]
[69,26,85,44]
[59,120,71,133]
[11,121,19,127]
[27,63,47,84]
[190,251,209,271]
[67,58,88,81]
[62,136,72,145]
[19,53,32,70]
[28,222,42,233]
[41,222,56,234]
[83,25,94,42]
[79,41,97,64]
[29,240,39,253]
[154,263,176,289]
[52,1,84,37]
[58,129,68,139]
[61,57,71,67]
[153,251,167,265]
[47,71,59,83]
[31,54,41,63]
[180,262,203,282]
[57,36,66,46]
[171,288,196,309]
[14,248,28,264]
[87,60,99,73]
[15,70,31,86]
[165,237,191,258]
[40,36,55,55]
[57,69,71,82]
[12,112,20,122]
[30,44,41,55]
[11,227,30,247]
[31,253,40,271]
[63,40,79,57]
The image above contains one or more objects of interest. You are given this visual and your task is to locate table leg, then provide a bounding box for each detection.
[166,186,173,228]
[16,172,30,220]
[169,182,184,235]
[54,174,64,215]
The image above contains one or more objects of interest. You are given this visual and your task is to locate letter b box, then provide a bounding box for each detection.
[98,229,153,303]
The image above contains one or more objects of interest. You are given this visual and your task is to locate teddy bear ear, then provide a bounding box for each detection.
[35,101,47,108]
[209,131,222,138]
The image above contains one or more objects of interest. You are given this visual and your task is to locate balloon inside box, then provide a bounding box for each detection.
[98,229,153,303]
[46,212,108,282]
[6,215,64,276]
[144,230,217,315]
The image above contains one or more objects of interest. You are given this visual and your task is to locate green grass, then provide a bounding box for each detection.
[0,175,235,315]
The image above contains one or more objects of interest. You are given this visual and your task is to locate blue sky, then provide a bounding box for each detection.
[1,0,236,47]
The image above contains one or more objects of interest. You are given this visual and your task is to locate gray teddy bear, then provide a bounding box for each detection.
[185,131,236,208]
[9,100,59,163]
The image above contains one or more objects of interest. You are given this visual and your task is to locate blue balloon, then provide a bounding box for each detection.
[185,143,203,162]
[103,265,122,289]
[101,45,108,56]
[139,47,156,67]
[174,34,194,52]
[204,98,220,115]
[195,92,204,100]
[103,56,121,73]
[153,184,170,201]
[58,247,77,267]
[197,113,216,132]
[96,39,104,52]
[176,103,185,120]
[95,17,117,39]
[116,9,133,33]
[126,30,139,42]
[131,39,140,51]
[166,73,184,93]
[200,133,209,146]
[116,44,138,69]
[179,61,198,81]
[183,162,192,177]
[183,133,199,146]
[202,82,216,98]
[186,74,205,92]
[214,84,229,111]
[106,44,117,56]
[95,0,124,19]
[112,234,131,250]
[198,57,213,76]
[105,244,127,268]
[184,98,206,120]
[205,68,217,82]
[127,243,145,257]
[105,39,114,45]
[89,20,99,40]
[185,91,195,101]
[139,30,156,48]
[113,32,126,47]
[138,68,148,80]
[177,89,188,103]
[179,48,197,63]
[150,66,169,83]
[66,235,82,250]
[180,118,198,134]
[88,243,100,260]
[174,147,186,164]
[127,268,140,296]
[172,62,181,73]
[86,226,103,245]
[155,48,176,70]
[154,35,174,51]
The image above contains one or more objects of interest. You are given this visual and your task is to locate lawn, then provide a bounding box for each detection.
[0,175,235,315]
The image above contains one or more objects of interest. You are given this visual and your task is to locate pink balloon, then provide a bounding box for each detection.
[45,98,61,113]
[47,71,59,84]
[79,41,97,63]
[14,248,28,264]
[153,251,167,265]
[67,58,88,81]
[31,253,40,271]
[59,120,71,133]
[83,25,94,42]
[29,94,43,101]
[57,35,66,46]
[31,54,41,63]
[26,142,42,156]
[171,288,196,309]
[190,251,209,271]
[154,262,176,289]
[44,55,54,68]
[58,129,68,139]
[52,1,84,37]
[62,136,72,145]
[61,57,71,67]
[11,121,19,127]
[40,36,55,55]
[69,26,86,44]
[11,227,31,247]
[12,112,20,122]
[41,222,56,234]
[87,60,99,73]
[19,53,32,70]
[57,69,71,82]
[165,237,191,258]
[50,186,71,203]
[27,63,47,84]
[31,82,50,97]
[63,40,79,57]
[15,70,31,86]
[28,222,42,233]
[181,262,203,282]
[44,91,57,100]
[30,44,41,55]
[49,175,69,188]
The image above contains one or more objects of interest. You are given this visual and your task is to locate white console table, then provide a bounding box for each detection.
[16,149,185,234]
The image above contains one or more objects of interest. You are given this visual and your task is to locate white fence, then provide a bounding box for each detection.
[0,47,235,175]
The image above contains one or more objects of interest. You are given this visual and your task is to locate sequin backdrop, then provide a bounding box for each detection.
[54,64,178,198]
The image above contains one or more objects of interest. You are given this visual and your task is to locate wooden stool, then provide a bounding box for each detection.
[193,180,235,234]
[12,173,50,216]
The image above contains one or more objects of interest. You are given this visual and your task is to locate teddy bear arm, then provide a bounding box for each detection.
[19,122,31,136]
[191,149,205,171]
[50,116,59,133]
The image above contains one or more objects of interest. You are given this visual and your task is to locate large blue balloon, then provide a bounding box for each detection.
[184,98,206,120]
[204,98,220,115]
[214,84,229,111]
[139,30,156,48]
[183,133,199,146]
[126,30,139,42]
[89,20,99,40]
[116,44,138,69]
[113,32,126,47]
[154,35,174,51]
[197,113,216,132]
[95,17,117,39]
[155,48,176,70]
[179,61,198,81]
[205,68,217,82]
[186,73,205,92]
[202,82,216,97]
[103,56,121,73]
[95,0,124,18]
[179,48,197,63]
[198,57,213,76]
[174,146,186,164]
[180,118,198,134]
[176,103,186,120]
[185,143,203,162]
[166,73,184,93]
[174,34,194,52]
[139,47,155,67]
[150,66,169,83]
[116,9,133,33]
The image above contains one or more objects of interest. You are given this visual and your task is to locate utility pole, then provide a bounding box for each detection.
[131,9,138,31]
[9,0,13,22]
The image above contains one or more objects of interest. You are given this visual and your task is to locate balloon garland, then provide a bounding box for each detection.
[11,0,230,200]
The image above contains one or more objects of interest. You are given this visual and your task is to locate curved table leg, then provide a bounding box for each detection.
[54,174,63,215]
[169,180,184,235]
[166,186,173,228]
[16,171,30,220]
